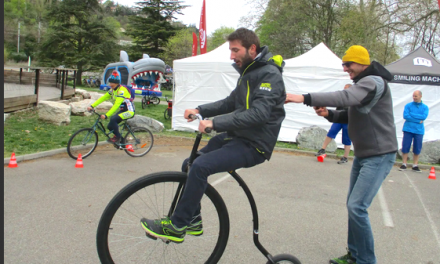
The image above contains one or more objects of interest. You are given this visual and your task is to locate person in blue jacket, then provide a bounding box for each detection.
[399,90,429,172]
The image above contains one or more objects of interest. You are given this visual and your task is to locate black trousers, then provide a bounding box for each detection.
[171,133,266,228]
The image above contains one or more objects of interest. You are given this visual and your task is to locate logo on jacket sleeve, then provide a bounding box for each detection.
[259,83,272,91]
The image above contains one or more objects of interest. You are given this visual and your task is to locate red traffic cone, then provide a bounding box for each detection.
[428,167,436,180]
[317,154,327,162]
[75,154,84,168]
[8,153,18,168]
[126,144,134,152]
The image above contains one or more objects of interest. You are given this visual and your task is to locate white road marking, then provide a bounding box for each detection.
[378,186,394,227]
[211,169,241,186]
[405,172,440,251]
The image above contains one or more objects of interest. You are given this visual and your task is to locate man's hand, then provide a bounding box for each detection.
[100,115,106,120]
[420,120,423,124]
[285,93,304,104]
[199,120,213,133]
[313,106,329,117]
[87,106,93,112]
[184,108,200,122]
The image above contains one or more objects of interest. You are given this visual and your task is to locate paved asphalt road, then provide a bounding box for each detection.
[4,140,440,264]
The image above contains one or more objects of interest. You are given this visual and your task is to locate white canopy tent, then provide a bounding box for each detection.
[172,42,439,148]
[172,42,239,132]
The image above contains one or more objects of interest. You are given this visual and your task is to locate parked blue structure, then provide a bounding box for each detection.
[100,51,166,98]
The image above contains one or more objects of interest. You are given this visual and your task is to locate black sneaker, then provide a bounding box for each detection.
[187,215,203,236]
[337,157,348,164]
[412,166,421,173]
[141,217,187,243]
[315,148,326,156]
[329,251,357,264]
[399,164,407,171]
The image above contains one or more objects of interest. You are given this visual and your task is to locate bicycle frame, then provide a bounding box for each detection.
[90,111,138,149]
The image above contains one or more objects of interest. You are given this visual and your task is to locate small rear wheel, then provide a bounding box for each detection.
[164,108,171,119]
[124,127,154,157]
[67,128,98,159]
[151,96,160,105]
[268,254,302,264]
[141,96,147,109]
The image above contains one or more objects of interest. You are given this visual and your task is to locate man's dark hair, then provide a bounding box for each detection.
[227,28,260,52]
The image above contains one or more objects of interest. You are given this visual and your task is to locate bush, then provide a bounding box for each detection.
[4,48,9,64]
[10,52,28,62]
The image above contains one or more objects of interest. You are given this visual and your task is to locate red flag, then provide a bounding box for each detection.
[192,32,198,56]
[199,0,207,54]
[438,0,440,10]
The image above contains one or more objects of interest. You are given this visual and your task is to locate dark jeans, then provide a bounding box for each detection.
[171,133,266,228]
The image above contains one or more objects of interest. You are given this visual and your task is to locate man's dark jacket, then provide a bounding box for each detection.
[197,46,286,160]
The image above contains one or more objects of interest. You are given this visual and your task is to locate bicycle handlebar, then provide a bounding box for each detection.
[188,114,213,133]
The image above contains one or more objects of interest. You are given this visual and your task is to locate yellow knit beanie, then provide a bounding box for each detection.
[342,45,370,65]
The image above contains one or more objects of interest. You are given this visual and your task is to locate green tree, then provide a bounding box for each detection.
[125,0,188,60]
[161,27,197,65]
[208,26,235,52]
[38,0,120,83]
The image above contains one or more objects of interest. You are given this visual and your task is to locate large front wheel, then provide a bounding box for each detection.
[67,128,98,159]
[96,172,230,264]
[123,127,154,157]
[269,254,302,264]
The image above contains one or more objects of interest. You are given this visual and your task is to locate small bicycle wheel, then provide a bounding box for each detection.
[268,254,302,264]
[67,128,98,159]
[96,172,230,264]
[164,108,171,120]
[151,96,160,105]
[124,127,154,157]
[141,97,147,109]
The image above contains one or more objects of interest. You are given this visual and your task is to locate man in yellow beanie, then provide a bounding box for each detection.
[285,45,397,264]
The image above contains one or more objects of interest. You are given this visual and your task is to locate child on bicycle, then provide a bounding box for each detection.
[140,28,286,243]
[87,70,135,144]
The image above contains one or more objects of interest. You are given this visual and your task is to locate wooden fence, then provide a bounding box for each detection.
[4,67,77,113]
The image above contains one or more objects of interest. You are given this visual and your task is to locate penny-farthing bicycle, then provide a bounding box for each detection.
[96,114,301,264]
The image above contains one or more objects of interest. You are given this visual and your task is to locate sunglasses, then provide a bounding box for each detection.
[342,61,354,68]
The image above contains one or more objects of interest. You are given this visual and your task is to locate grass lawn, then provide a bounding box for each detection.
[3,82,355,160]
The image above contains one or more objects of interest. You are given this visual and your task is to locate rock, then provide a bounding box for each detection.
[70,99,94,116]
[94,101,113,113]
[127,115,164,132]
[89,92,102,100]
[75,88,91,99]
[397,140,440,164]
[296,126,337,152]
[71,97,81,102]
[38,101,71,126]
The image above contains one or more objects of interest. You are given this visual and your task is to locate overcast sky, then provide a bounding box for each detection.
[114,0,254,36]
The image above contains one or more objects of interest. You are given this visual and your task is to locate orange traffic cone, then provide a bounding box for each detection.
[428,167,436,180]
[8,153,18,168]
[317,154,327,162]
[126,144,134,152]
[75,154,84,168]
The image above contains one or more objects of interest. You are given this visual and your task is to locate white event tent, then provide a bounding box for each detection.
[172,42,351,146]
[172,42,440,148]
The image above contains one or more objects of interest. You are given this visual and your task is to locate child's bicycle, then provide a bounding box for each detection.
[96,114,301,264]
[67,110,154,159]
[141,95,161,109]
[164,97,172,120]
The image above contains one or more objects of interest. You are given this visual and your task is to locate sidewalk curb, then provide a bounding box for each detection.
[4,136,440,171]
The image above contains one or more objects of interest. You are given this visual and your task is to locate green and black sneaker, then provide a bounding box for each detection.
[329,251,356,264]
[187,215,203,236]
[141,217,187,243]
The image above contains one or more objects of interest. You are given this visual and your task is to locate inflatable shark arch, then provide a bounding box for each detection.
[100,51,166,97]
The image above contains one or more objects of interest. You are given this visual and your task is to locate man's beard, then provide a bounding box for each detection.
[240,52,254,69]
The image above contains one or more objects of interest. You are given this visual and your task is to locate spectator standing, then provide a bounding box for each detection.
[315,84,353,164]
[399,90,429,172]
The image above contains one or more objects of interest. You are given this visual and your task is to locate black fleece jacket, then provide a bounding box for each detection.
[197,46,286,160]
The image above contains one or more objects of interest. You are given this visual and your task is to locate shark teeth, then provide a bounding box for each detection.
[131,70,164,83]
